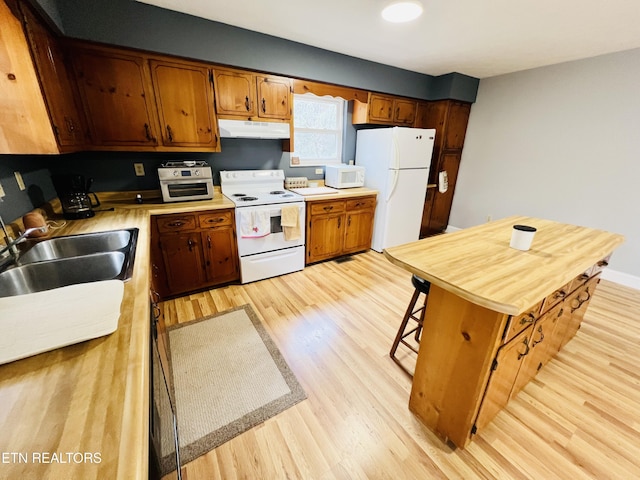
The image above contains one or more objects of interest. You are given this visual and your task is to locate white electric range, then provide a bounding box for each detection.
[220,170,305,284]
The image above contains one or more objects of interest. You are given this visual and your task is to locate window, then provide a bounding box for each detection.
[292,93,345,166]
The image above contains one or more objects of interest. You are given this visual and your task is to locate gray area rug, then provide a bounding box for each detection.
[160,304,306,471]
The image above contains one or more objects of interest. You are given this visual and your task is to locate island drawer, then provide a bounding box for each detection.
[540,280,572,314]
[503,300,543,343]
[156,214,197,233]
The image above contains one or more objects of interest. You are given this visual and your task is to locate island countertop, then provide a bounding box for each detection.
[383,216,624,315]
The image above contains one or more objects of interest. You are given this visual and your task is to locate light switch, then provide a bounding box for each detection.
[315,168,323,175]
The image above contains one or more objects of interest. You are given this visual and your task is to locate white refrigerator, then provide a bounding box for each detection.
[355,127,435,252]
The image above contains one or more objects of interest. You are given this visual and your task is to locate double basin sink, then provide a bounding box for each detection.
[0,228,138,298]
[0,228,138,365]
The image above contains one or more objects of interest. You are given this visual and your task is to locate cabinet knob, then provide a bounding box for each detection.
[245,96,250,111]
[166,125,174,142]
[519,313,536,325]
[323,206,333,212]
[261,98,266,113]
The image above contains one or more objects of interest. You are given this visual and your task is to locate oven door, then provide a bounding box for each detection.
[160,179,213,202]
[235,202,305,257]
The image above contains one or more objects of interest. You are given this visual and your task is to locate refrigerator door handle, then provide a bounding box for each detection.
[392,132,400,170]
[386,169,399,202]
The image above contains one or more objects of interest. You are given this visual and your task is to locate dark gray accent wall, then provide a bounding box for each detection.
[52,0,478,102]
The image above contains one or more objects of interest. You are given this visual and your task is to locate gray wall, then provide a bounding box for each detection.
[51,0,478,102]
[450,48,640,278]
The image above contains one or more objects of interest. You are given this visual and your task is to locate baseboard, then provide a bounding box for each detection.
[446,224,640,291]
[601,268,640,290]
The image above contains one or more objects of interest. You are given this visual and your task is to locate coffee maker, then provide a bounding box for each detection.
[51,174,101,220]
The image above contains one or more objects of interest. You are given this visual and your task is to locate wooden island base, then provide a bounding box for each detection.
[384,216,624,448]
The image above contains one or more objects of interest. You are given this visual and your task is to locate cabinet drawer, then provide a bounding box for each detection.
[540,281,572,314]
[156,214,197,233]
[199,210,233,228]
[590,255,611,277]
[504,300,543,343]
[310,200,345,216]
[346,197,376,211]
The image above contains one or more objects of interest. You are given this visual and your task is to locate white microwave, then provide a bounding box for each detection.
[325,164,365,189]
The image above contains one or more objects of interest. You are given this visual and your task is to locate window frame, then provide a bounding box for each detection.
[291,93,345,167]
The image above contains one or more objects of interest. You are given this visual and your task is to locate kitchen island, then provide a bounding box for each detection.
[383,216,624,448]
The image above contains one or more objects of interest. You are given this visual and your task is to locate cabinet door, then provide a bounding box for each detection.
[159,233,207,295]
[0,0,57,154]
[367,94,394,124]
[213,68,256,117]
[473,326,532,433]
[150,60,218,149]
[419,186,435,238]
[201,227,239,285]
[307,213,344,263]
[343,210,374,254]
[511,313,554,396]
[72,47,159,146]
[428,152,461,233]
[393,99,417,126]
[21,4,87,149]
[256,75,292,120]
[558,275,599,350]
[443,101,471,151]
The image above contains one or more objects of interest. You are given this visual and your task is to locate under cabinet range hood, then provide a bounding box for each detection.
[218,119,290,139]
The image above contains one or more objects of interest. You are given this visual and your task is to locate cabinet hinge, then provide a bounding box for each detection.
[471,424,477,435]
[491,358,498,371]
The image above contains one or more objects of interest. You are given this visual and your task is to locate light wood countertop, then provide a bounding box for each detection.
[297,187,377,201]
[384,216,624,315]
[0,193,240,479]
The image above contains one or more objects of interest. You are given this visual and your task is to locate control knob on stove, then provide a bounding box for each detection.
[194,170,200,176]
[173,170,179,177]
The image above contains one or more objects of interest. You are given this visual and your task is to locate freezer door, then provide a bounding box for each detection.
[370,168,429,252]
[393,127,435,170]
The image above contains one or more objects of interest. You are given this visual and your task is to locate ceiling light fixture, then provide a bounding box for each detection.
[381,1,424,23]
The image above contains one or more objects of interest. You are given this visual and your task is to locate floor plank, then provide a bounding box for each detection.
[160,251,640,479]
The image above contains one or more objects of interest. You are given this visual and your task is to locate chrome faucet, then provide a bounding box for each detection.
[0,215,47,262]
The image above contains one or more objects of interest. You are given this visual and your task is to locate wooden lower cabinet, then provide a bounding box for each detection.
[306,195,376,264]
[151,209,239,297]
[471,272,601,438]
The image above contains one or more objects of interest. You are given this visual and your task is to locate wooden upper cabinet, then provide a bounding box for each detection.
[0,0,57,154]
[213,67,257,117]
[71,46,160,147]
[415,100,471,151]
[368,94,394,123]
[213,68,292,121]
[256,75,292,120]
[20,3,87,150]
[353,93,416,126]
[150,59,219,149]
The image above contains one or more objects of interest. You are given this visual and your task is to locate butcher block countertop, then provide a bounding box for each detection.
[384,216,624,315]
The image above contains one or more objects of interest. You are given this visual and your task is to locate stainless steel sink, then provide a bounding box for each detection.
[0,252,126,298]
[19,228,137,263]
[0,228,138,298]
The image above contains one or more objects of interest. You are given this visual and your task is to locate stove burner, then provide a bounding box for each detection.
[238,196,258,202]
[281,193,294,197]
[232,193,247,197]
[270,190,285,195]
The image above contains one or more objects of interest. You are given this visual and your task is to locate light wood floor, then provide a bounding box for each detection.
[160,250,640,479]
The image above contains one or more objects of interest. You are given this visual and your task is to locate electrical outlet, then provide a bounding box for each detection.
[0,181,5,198]
[14,171,26,191]
[315,168,323,175]
[134,163,145,176]
[487,214,492,222]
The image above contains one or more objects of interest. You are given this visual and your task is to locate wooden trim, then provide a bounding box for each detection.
[293,79,368,102]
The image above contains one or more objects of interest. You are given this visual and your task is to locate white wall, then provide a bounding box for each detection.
[450,48,640,282]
